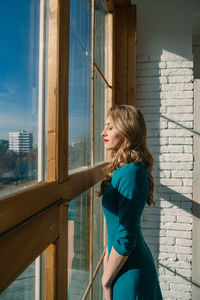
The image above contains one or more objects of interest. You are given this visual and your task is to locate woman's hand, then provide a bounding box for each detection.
[102,248,113,300]
[102,285,112,300]
[102,274,112,300]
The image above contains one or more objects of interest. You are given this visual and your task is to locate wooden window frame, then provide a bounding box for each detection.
[0,0,136,299]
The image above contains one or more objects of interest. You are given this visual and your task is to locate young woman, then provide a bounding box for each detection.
[100,105,163,300]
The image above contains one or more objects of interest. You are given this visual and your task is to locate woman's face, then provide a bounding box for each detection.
[101,116,124,151]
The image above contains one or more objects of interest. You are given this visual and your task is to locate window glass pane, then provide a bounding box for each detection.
[93,183,104,269]
[93,264,103,300]
[68,190,91,299]
[0,0,48,196]
[94,1,107,75]
[94,70,109,163]
[0,262,35,300]
[68,0,92,171]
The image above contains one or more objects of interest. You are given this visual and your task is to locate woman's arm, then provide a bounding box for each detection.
[102,247,128,290]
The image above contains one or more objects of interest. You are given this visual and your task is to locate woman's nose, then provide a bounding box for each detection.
[101,128,106,136]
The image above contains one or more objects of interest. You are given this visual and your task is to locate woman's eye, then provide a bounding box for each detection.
[108,127,112,130]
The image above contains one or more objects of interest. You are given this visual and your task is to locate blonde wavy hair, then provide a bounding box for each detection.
[100,104,155,206]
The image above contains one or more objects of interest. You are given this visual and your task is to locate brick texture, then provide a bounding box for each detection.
[136,53,193,300]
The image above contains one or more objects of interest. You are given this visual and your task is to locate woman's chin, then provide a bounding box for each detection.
[104,145,112,151]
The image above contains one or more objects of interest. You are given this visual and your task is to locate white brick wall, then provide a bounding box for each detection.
[137,53,193,300]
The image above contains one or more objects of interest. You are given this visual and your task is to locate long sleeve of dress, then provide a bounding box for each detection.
[112,163,149,256]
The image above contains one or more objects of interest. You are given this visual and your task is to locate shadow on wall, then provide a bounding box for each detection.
[158,186,200,290]
[131,0,200,297]
[136,50,196,298]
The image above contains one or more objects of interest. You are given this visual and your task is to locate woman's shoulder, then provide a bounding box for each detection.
[112,162,147,199]
[113,162,145,177]
[112,162,145,186]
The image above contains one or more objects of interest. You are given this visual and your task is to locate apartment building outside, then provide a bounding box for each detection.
[9,130,33,154]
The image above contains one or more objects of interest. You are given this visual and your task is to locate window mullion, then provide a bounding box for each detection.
[38,0,47,184]
[90,186,94,300]
[36,0,48,298]
[57,0,70,183]
[46,0,59,182]
[45,0,70,298]
[91,0,95,167]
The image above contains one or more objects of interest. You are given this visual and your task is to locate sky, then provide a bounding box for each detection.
[0,0,39,142]
[0,0,93,145]
[68,0,92,143]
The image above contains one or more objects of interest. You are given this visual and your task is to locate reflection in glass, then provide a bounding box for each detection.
[0,263,35,300]
[93,263,104,300]
[68,0,92,170]
[85,294,90,300]
[94,70,106,163]
[68,191,91,299]
[94,1,107,75]
[93,184,104,269]
[0,0,47,195]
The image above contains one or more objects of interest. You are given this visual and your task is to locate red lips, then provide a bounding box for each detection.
[104,139,109,142]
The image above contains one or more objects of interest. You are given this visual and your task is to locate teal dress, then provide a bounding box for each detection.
[102,162,163,300]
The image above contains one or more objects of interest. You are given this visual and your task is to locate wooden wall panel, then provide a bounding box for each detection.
[0,162,107,237]
[115,0,132,5]
[127,6,136,105]
[114,5,136,106]
[68,162,107,201]
[0,182,67,235]
[0,206,59,293]
[115,6,128,104]
[106,0,115,12]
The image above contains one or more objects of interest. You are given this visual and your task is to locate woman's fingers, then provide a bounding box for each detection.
[103,286,112,300]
